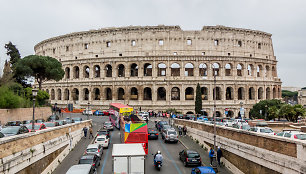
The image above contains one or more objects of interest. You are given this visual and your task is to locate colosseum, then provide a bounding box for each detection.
[34,25,282,117]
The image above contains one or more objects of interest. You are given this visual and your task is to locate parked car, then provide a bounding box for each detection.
[179,149,201,167]
[0,126,29,136]
[156,121,168,131]
[94,135,110,148]
[83,109,93,116]
[97,129,110,138]
[191,166,216,174]
[186,115,196,120]
[47,114,59,121]
[85,144,103,158]
[197,116,208,122]
[162,128,178,143]
[103,122,114,131]
[103,111,110,116]
[25,123,46,132]
[276,130,306,140]
[79,154,100,169]
[249,127,275,135]
[44,122,60,128]
[72,117,83,123]
[35,119,45,123]
[66,164,97,174]
[0,132,4,138]
[55,120,67,126]
[160,124,172,133]
[93,110,104,116]
[223,120,234,127]
[65,117,74,124]
[148,128,159,140]
[177,114,186,119]
[5,121,22,126]
[22,120,34,125]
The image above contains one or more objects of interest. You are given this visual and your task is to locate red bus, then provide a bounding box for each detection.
[109,103,133,129]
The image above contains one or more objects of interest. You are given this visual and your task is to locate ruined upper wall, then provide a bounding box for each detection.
[34,25,275,61]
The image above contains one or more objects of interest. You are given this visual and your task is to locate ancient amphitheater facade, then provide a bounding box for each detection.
[35,25,282,117]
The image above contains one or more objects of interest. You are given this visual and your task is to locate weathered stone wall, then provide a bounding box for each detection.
[0,120,91,174]
[174,119,306,174]
[0,107,52,125]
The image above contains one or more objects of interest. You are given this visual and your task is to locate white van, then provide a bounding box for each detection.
[66,164,97,174]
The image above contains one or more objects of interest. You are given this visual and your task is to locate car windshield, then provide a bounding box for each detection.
[188,153,200,158]
[36,120,43,123]
[105,122,112,126]
[1,127,19,134]
[79,159,93,164]
[168,131,177,135]
[264,128,273,133]
[296,134,306,140]
[87,148,98,152]
[163,125,171,129]
[26,124,41,130]
[97,138,105,141]
[44,123,55,127]
[73,118,82,121]
[160,121,168,125]
[149,130,157,133]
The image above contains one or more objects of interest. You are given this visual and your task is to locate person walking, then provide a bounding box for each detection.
[83,126,88,138]
[183,125,187,136]
[217,146,223,166]
[178,126,182,136]
[209,148,214,166]
[89,127,94,139]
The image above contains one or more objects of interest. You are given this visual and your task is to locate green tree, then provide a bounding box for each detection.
[278,104,296,122]
[250,99,283,120]
[24,87,50,106]
[15,55,65,89]
[268,106,279,120]
[0,85,31,108]
[5,42,21,69]
[293,104,306,122]
[195,83,202,114]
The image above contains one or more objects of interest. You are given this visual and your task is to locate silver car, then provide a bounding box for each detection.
[103,122,114,131]
[162,128,178,143]
[85,144,103,159]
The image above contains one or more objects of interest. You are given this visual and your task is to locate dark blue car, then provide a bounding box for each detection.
[191,166,216,174]
[94,110,104,116]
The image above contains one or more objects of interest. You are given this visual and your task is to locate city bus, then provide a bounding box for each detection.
[109,103,133,128]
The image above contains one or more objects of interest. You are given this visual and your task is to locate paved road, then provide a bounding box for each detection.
[53,114,203,174]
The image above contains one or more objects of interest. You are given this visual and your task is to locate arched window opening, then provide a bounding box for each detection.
[72,88,79,101]
[130,87,138,100]
[143,87,152,100]
[212,63,220,76]
[93,88,100,100]
[258,87,263,100]
[273,87,277,99]
[51,89,55,100]
[185,63,194,76]
[144,63,152,76]
[226,87,233,100]
[171,87,180,100]
[237,64,243,76]
[238,87,245,100]
[186,111,194,114]
[215,111,221,117]
[257,65,262,77]
[105,88,112,100]
[201,87,208,100]
[57,89,61,100]
[225,64,232,76]
[84,66,90,78]
[157,87,166,100]
[105,64,112,77]
[65,67,70,79]
[266,87,271,99]
[278,87,281,98]
[73,66,79,79]
[265,66,270,77]
[94,65,100,78]
[249,87,255,100]
[272,66,276,77]
[158,63,166,76]
[213,87,221,100]
[227,110,234,118]
[118,64,125,77]
[185,87,194,100]
[46,89,49,94]
[130,64,138,77]
[199,63,207,76]
[64,89,69,100]
[171,63,180,76]
[83,88,89,100]
[118,88,125,100]
[248,64,253,76]
[202,111,208,116]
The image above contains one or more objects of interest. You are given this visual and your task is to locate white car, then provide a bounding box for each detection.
[223,120,234,127]
[94,135,110,148]
[249,127,275,135]
[142,112,149,121]
[277,130,306,140]
[83,109,93,116]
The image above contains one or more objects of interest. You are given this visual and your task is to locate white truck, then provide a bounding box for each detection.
[112,143,146,174]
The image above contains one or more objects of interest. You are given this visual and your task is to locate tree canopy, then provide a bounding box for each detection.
[15,55,65,89]
[195,83,202,114]
[5,41,21,69]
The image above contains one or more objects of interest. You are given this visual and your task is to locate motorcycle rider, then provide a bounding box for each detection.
[154,151,163,167]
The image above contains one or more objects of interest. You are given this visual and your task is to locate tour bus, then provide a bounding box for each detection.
[109,103,133,129]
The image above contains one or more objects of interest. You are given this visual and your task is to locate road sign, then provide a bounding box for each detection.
[225,111,228,115]
[240,107,245,115]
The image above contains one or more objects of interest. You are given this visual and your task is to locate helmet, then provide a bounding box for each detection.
[157,151,161,154]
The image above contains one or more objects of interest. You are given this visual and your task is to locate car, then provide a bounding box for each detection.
[204,121,213,124]
[0,126,29,136]
[72,117,83,123]
[83,109,93,116]
[223,120,234,127]
[0,132,4,138]
[79,154,100,169]
[65,117,75,124]
[162,128,178,143]
[5,121,22,126]
[55,120,67,126]
[148,128,159,140]
[97,129,110,138]
[141,112,149,120]
[215,122,225,126]
[276,130,306,140]
[233,119,248,127]
[160,124,172,133]
[197,116,208,122]
[85,144,103,159]
[35,119,45,123]
[249,127,275,135]
[103,111,110,116]
[103,122,113,131]
[66,164,97,174]
[22,120,34,125]
[191,166,216,174]
[186,115,196,120]
[138,111,145,117]
[94,135,110,148]
[177,114,186,119]
[93,110,104,116]
[179,149,201,167]
[44,122,60,128]
[25,123,46,132]
[47,114,59,121]
[156,121,168,131]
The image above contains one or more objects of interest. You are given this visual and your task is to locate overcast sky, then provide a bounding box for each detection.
[0,0,305,88]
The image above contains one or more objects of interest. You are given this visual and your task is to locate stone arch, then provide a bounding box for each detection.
[273,87,277,99]
[237,63,244,76]
[105,64,112,77]
[215,111,221,117]
[57,89,61,100]
[93,88,100,100]
[171,87,180,100]
[105,88,112,100]
[213,87,221,100]
[130,63,138,77]
[185,87,194,100]
[83,65,90,78]
[171,63,180,76]
[118,64,125,77]
[212,63,220,76]
[118,88,125,100]
[83,88,89,100]
[185,63,194,76]
[94,65,100,78]
[157,87,166,100]
[227,110,234,118]
[238,87,245,100]
[257,65,263,77]
[226,87,234,100]
[258,87,263,100]
[46,89,49,94]
[278,87,281,98]
[266,87,271,99]
[225,63,232,76]
[143,87,152,100]
[202,111,208,116]
[249,87,255,100]
[64,88,69,100]
[201,87,208,100]
[130,87,138,100]
[65,67,70,79]
[199,63,207,76]
[265,65,270,77]
[272,66,277,77]
[73,66,79,79]
[143,63,152,76]
[158,63,166,76]
[72,88,79,101]
[247,64,254,76]
[186,111,194,114]
[51,89,55,100]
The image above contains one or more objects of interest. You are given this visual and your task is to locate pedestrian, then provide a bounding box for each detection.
[209,148,214,166]
[89,127,94,139]
[217,146,223,166]
[178,126,182,136]
[146,117,149,124]
[183,125,187,136]
[83,126,88,138]
[59,108,62,117]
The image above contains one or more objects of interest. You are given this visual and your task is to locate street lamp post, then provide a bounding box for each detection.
[240,101,244,119]
[31,88,38,132]
[212,66,218,172]
[87,102,90,120]
[265,105,268,121]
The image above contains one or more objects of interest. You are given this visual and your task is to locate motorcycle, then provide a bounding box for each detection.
[154,160,162,170]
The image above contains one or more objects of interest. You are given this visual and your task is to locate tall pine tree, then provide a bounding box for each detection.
[195,83,202,114]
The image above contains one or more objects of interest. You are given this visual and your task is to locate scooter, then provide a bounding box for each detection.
[154,160,162,171]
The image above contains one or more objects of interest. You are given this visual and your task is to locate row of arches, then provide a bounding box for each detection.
[47,86,281,101]
[64,62,277,79]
